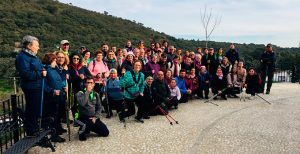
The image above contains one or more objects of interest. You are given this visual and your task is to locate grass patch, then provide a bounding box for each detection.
[0,79,14,100]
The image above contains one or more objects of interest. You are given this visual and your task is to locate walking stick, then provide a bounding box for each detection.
[38,76,45,132]
[204,88,227,106]
[256,93,271,105]
[121,70,127,128]
[65,80,71,141]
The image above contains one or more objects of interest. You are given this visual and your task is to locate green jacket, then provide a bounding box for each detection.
[120,70,145,99]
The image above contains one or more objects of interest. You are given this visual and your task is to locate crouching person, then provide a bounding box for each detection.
[76,77,109,141]
[245,67,260,100]
[211,67,227,100]
[168,79,181,109]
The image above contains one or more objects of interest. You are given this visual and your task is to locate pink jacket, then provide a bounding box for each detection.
[88,60,109,84]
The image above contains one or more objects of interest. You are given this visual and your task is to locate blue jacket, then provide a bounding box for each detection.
[44,65,64,96]
[15,50,43,90]
[198,71,210,88]
[104,78,123,100]
[175,76,187,94]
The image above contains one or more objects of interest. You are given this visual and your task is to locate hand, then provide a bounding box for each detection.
[121,68,126,75]
[205,81,209,84]
[244,84,247,88]
[187,89,192,94]
[207,60,210,63]
[54,90,60,96]
[42,70,47,77]
[152,70,155,74]
[140,93,144,96]
[79,74,85,80]
[89,117,96,124]
[96,73,101,79]
[66,74,69,80]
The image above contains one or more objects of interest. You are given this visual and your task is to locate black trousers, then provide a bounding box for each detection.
[124,96,145,119]
[23,89,41,135]
[166,97,179,109]
[107,99,125,116]
[197,86,209,98]
[261,67,274,91]
[43,96,60,135]
[78,116,109,137]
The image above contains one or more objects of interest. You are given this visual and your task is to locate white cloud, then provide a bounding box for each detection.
[59,0,300,47]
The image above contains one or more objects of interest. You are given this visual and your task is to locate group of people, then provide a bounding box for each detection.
[16,35,276,142]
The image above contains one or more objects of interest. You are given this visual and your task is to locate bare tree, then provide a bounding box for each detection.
[200,6,222,48]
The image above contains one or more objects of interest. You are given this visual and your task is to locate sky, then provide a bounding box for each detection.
[58,0,300,48]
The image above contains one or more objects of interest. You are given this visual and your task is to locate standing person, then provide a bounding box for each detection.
[168,55,181,77]
[116,49,125,66]
[104,69,125,120]
[16,35,46,136]
[220,57,232,80]
[237,61,247,88]
[125,40,134,52]
[217,48,224,64]
[197,66,210,99]
[101,43,110,59]
[167,46,176,62]
[164,69,173,86]
[59,40,70,56]
[152,71,171,113]
[225,43,240,65]
[76,77,109,141]
[162,40,169,54]
[260,43,276,94]
[105,50,119,71]
[121,52,135,72]
[144,54,160,78]
[42,53,66,142]
[158,54,169,74]
[181,56,195,72]
[194,54,203,75]
[245,67,260,100]
[168,79,181,109]
[120,61,145,123]
[55,51,69,133]
[88,51,109,95]
[82,50,91,67]
[206,48,218,75]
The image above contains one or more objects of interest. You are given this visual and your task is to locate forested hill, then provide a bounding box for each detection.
[0,0,299,78]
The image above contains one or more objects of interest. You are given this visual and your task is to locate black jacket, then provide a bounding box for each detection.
[152,79,171,104]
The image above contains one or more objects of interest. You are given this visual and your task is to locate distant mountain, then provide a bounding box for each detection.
[0,0,299,78]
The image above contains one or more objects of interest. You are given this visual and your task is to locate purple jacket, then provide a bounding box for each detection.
[144,61,160,77]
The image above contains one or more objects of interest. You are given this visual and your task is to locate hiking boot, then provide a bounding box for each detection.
[79,133,87,141]
[174,105,178,109]
[143,116,150,119]
[57,127,67,135]
[135,117,144,123]
[51,135,65,143]
[266,90,270,94]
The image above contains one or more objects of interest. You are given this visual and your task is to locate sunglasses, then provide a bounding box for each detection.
[73,57,79,60]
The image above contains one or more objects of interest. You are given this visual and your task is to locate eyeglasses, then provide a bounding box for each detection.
[73,57,79,60]
[57,56,65,59]
[86,82,94,84]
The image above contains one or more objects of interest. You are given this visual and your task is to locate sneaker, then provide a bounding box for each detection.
[57,127,67,135]
[266,91,270,94]
[79,133,87,141]
[51,135,66,143]
[135,117,144,123]
[174,105,178,109]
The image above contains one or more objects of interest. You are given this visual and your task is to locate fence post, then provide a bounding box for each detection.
[11,94,20,143]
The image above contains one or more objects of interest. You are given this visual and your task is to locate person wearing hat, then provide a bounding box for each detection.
[260,43,276,94]
[144,54,160,78]
[103,69,125,120]
[60,40,70,56]
[120,51,135,72]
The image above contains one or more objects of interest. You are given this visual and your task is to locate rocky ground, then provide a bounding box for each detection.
[29,83,300,154]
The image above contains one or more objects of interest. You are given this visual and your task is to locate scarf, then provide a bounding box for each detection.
[23,48,37,57]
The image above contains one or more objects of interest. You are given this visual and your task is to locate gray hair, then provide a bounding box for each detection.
[195,54,202,59]
[22,35,39,48]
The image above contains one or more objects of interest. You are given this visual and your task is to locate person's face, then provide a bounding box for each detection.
[85,79,95,89]
[112,47,117,52]
[157,72,164,80]
[80,47,86,53]
[196,55,202,62]
[162,56,167,62]
[57,53,65,65]
[102,45,109,52]
[146,77,153,85]
[173,58,179,64]
[118,50,123,56]
[190,53,195,58]
[179,72,186,78]
[134,50,140,57]
[134,62,142,72]
[169,48,175,53]
[249,69,255,75]
[122,49,127,56]
[204,49,208,54]
[185,51,190,56]
[209,49,214,55]
[186,58,191,64]
[152,56,158,63]
[197,48,202,53]
[161,46,165,51]
[96,53,103,61]
[238,62,244,68]
[230,44,235,49]
[191,69,195,75]
[217,69,222,75]
[51,58,57,68]
[72,55,80,64]
[170,80,176,87]
[200,68,206,73]
[166,71,171,78]
[155,43,160,48]
[163,42,168,47]
[28,40,39,54]
[218,48,223,54]
[108,52,114,60]
[110,73,117,79]
[222,58,228,64]
[150,44,155,49]
[232,67,237,73]
[147,50,152,56]
[267,46,272,52]
[84,52,90,59]
[61,43,70,51]
[140,50,145,57]
[127,55,133,61]
[127,41,131,47]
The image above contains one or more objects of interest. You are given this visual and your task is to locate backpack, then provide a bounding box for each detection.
[92,59,107,72]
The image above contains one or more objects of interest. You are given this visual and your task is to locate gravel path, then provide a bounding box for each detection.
[29,83,300,154]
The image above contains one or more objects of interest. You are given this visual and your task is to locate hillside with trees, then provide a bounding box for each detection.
[0,0,299,79]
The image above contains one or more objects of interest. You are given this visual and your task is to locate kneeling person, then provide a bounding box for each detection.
[76,77,109,141]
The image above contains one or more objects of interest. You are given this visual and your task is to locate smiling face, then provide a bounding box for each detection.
[72,55,80,64]
[157,71,164,80]
[56,52,65,65]
[134,61,142,72]
[146,77,153,85]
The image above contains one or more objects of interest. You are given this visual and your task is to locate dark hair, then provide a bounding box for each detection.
[82,49,90,57]
[161,53,167,58]
[70,53,82,64]
[95,51,103,57]
[42,53,56,65]
[102,42,109,47]
[180,69,186,73]
[173,55,179,60]
[84,76,94,83]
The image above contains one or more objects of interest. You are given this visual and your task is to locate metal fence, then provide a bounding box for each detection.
[0,93,26,154]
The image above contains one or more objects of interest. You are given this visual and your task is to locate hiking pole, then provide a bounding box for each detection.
[65,80,71,141]
[39,74,45,132]
[158,106,173,125]
[255,94,271,105]
[204,88,227,106]
[121,69,126,128]
[159,106,179,124]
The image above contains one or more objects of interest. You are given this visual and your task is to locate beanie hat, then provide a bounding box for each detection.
[110,68,117,74]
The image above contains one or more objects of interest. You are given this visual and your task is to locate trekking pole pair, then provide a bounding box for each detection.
[204,88,228,106]
[158,106,179,125]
